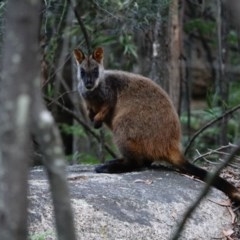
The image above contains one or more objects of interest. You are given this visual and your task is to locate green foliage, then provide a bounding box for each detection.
[60,123,113,164]
[68,0,171,69]
[119,34,137,59]
[60,123,97,164]
[227,30,240,66]
[68,152,99,164]
[229,82,240,106]
[40,0,240,166]
[184,19,216,37]
[46,83,54,98]
[227,30,239,46]
[29,231,53,240]
[59,123,87,138]
[181,106,240,154]
[93,0,170,29]
[92,35,117,48]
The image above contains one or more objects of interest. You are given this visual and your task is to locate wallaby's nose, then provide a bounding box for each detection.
[85,77,94,89]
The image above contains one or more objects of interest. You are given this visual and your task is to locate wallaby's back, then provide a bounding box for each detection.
[104,70,183,165]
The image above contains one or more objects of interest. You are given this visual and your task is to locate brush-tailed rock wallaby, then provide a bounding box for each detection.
[73,47,240,203]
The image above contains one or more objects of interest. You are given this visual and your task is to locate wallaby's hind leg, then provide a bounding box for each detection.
[95,140,153,173]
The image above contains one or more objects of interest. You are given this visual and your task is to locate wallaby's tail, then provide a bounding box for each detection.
[180,160,240,204]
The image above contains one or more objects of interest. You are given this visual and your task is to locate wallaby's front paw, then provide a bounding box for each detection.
[95,164,110,173]
[93,120,102,129]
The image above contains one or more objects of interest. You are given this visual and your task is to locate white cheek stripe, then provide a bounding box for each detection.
[76,64,81,82]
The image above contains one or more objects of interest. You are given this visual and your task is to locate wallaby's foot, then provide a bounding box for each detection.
[95,158,141,173]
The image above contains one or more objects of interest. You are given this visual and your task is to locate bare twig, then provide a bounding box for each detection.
[47,90,76,106]
[193,143,237,163]
[193,143,240,168]
[44,95,117,158]
[195,149,218,165]
[184,104,240,155]
[171,143,240,240]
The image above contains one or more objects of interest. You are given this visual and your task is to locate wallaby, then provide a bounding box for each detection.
[73,47,240,203]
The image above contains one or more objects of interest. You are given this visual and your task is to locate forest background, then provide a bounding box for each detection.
[0,0,240,171]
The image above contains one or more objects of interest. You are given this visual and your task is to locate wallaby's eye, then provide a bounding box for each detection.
[80,68,86,77]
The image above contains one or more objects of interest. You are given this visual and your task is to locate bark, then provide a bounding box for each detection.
[32,3,77,239]
[168,0,181,113]
[150,0,181,113]
[216,0,229,146]
[0,0,41,239]
[224,0,240,32]
[151,10,169,91]
[32,93,77,240]
[0,1,77,240]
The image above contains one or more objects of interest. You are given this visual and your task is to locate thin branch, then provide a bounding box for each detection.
[171,143,240,240]
[56,0,68,34]
[194,149,219,165]
[44,95,118,158]
[193,143,237,163]
[41,54,72,88]
[184,104,240,155]
[193,143,240,168]
[47,90,76,106]
[67,0,91,54]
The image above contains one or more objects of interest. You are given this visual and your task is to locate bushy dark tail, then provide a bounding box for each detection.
[180,161,240,204]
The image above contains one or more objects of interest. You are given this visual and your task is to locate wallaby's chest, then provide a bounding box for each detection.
[81,88,108,112]
[83,86,103,99]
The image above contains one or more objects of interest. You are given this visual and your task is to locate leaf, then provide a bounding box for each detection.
[223,228,234,237]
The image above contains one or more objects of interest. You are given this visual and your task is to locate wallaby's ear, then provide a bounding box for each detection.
[73,49,85,64]
[92,47,104,63]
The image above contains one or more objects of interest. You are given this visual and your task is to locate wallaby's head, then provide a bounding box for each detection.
[73,47,104,91]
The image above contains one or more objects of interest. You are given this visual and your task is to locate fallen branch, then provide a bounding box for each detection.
[193,143,237,162]
[193,143,240,168]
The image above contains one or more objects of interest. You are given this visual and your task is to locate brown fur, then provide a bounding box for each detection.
[107,71,181,163]
[74,47,240,203]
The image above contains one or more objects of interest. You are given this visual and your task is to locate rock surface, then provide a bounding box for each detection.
[28,165,232,240]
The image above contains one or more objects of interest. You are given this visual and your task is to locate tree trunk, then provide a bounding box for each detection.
[0,0,41,239]
[0,1,77,240]
[216,0,229,146]
[168,0,181,113]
